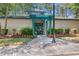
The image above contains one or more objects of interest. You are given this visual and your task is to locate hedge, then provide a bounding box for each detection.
[47,28,64,34]
[47,28,70,34]
[20,28,33,35]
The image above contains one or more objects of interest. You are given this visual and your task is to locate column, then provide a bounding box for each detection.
[49,20,52,34]
[45,19,48,35]
[46,20,48,35]
[32,18,35,36]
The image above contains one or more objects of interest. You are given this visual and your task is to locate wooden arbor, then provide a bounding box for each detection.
[29,3,56,43]
[30,14,53,36]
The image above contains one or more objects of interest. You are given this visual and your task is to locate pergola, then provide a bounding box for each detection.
[29,3,56,43]
[30,14,53,36]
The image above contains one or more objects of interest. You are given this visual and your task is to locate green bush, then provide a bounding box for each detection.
[65,28,70,34]
[1,29,8,35]
[20,28,33,35]
[47,28,64,34]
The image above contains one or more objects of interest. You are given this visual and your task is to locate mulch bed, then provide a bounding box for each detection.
[47,34,77,38]
[0,34,33,39]
[47,34,64,38]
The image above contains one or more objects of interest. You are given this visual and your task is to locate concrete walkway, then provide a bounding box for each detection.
[0,35,79,56]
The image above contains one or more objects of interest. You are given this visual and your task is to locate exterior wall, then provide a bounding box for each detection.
[48,20,79,34]
[46,20,79,29]
[55,20,79,33]
[0,18,32,34]
[0,18,32,30]
[53,20,78,29]
[50,20,79,33]
[0,18,79,34]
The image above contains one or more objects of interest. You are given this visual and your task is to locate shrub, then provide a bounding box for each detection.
[56,29,64,34]
[65,28,70,34]
[12,28,17,34]
[47,28,64,34]
[20,28,33,35]
[1,29,8,35]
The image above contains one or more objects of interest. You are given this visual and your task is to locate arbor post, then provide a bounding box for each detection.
[32,18,35,36]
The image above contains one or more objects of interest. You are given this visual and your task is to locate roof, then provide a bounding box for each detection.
[29,14,53,20]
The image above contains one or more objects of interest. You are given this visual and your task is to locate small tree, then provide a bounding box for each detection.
[0,3,15,35]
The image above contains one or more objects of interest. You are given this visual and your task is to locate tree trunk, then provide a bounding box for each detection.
[4,5,8,35]
[0,23,1,34]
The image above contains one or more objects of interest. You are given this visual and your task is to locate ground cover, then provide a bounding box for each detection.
[0,38,32,46]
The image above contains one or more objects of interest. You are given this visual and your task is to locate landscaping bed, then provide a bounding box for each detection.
[60,37,79,43]
[47,34,64,38]
[0,38,32,47]
[47,34,77,38]
[0,34,33,39]
[47,28,71,38]
[0,27,34,38]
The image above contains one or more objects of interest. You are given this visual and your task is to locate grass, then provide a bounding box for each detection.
[0,38,32,46]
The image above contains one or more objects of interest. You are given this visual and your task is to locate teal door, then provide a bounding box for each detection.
[35,23,44,35]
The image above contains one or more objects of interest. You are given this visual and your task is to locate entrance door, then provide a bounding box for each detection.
[35,22,44,35]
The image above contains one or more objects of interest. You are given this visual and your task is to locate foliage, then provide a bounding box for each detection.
[45,4,53,10]
[59,3,72,17]
[0,38,32,46]
[0,3,33,34]
[20,28,33,35]
[47,28,64,34]
[14,3,32,16]
[70,3,79,18]
[64,28,70,34]
[0,3,15,16]
[0,3,16,35]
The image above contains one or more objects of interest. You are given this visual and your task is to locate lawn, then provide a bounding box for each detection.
[0,38,32,46]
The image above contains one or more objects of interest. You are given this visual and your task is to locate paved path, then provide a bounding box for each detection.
[0,35,79,56]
